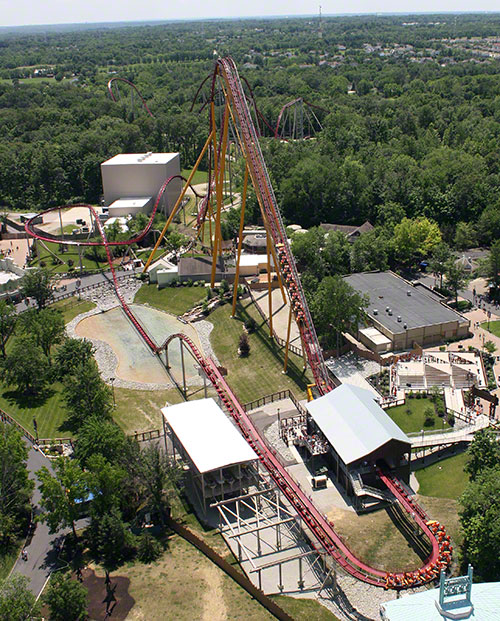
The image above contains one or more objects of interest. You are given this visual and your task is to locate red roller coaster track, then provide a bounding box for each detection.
[107,77,154,118]
[26,57,450,590]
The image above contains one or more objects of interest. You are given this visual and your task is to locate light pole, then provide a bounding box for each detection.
[110,377,116,408]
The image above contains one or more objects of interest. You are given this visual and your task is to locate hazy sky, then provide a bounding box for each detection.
[1,0,499,27]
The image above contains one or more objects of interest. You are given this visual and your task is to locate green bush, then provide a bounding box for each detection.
[137,532,162,563]
[186,279,193,287]
[244,317,257,333]
[415,391,422,399]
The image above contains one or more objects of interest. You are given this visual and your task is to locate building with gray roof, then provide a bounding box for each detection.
[344,271,470,351]
[304,384,411,508]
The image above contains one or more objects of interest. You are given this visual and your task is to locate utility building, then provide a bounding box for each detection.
[344,271,470,352]
[100,152,181,217]
[162,398,259,512]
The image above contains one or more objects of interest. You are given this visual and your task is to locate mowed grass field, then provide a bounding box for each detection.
[208,298,313,402]
[416,452,469,499]
[387,398,450,433]
[483,319,500,338]
[134,283,206,316]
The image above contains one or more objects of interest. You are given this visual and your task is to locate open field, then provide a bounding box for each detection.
[50,296,95,323]
[483,320,500,338]
[387,398,450,433]
[181,168,209,185]
[416,452,469,499]
[113,387,184,433]
[134,283,206,316]
[326,505,425,573]
[208,298,313,403]
[30,239,106,273]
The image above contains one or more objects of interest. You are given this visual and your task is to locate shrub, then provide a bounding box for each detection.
[424,407,435,427]
[436,402,446,418]
[169,278,179,287]
[137,532,162,563]
[202,301,209,316]
[447,414,455,427]
[439,345,446,352]
[244,317,257,333]
[186,279,193,287]
[408,391,414,399]
[415,391,422,399]
[239,333,250,356]
[206,287,213,300]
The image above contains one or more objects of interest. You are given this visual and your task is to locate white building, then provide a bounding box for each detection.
[100,152,182,217]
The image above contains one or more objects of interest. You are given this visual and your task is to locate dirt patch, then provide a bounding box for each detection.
[83,567,135,621]
[201,564,228,621]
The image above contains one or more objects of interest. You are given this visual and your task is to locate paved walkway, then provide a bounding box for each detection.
[409,415,490,449]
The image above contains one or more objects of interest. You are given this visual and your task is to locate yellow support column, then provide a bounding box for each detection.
[283,304,293,374]
[231,165,249,317]
[143,129,214,273]
[267,232,273,339]
[211,102,229,288]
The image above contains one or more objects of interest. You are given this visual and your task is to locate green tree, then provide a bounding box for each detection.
[75,418,127,467]
[429,243,451,289]
[19,308,65,361]
[311,275,368,351]
[86,454,126,518]
[465,429,500,481]
[37,457,89,540]
[164,230,189,261]
[350,229,389,273]
[444,258,468,305]
[45,573,88,621]
[137,531,162,563]
[392,217,442,266]
[291,227,324,279]
[486,239,500,291]
[321,230,351,276]
[135,444,180,527]
[454,222,477,251]
[54,338,94,379]
[0,300,16,358]
[485,340,497,355]
[88,507,136,570]
[0,574,39,621]
[0,426,34,547]
[63,360,113,429]
[19,269,54,310]
[459,466,500,580]
[1,336,49,394]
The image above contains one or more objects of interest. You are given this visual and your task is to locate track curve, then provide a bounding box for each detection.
[107,77,154,118]
[25,57,451,589]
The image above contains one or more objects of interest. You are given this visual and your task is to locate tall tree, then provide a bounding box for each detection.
[37,457,89,540]
[0,301,16,358]
[75,418,127,467]
[54,338,94,379]
[0,574,40,621]
[429,243,451,289]
[63,360,113,429]
[459,466,500,581]
[392,217,442,267]
[19,269,54,310]
[19,308,65,361]
[0,426,34,547]
[486,239,500,291]
[1,336,49,394]
[444,258,468,305]
[45,573,88,621]
[465,429,500,481]
[310,275,368,351]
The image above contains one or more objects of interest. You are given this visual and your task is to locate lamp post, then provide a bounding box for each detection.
[110,377,116,408]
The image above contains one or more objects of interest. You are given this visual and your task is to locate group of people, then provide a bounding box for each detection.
[384,521,452,589]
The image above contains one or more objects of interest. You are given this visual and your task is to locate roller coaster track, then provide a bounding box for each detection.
[25,57,450,589]
[107,77,154,118]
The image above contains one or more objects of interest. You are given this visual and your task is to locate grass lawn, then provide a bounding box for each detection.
[181,168,209,186]
[0,382,71,439]
[134,283,206,316]
[387,397,450,434]
[50,297,96,323]
[30,240,106,273]
[416,452,469,499]
[272,596,339,620]
[113,387,185,434]
[482,320,500,338]
[208,298,313,403]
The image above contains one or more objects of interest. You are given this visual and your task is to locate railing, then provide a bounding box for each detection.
[243,389,307,417]
[131,428,162,442]
[381,398,405,409]
[0,409,36,443]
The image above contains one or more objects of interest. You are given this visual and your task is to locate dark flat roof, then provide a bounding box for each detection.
[344,272,469,334]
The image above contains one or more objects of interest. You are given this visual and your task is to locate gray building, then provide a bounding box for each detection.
[344,271,470,351]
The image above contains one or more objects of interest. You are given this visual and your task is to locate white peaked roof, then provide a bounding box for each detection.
[161,398,258,473]
[306,384,410,465]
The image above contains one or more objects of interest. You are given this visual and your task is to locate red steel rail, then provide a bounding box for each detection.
[25,57,450,589]
[107,77,154,118]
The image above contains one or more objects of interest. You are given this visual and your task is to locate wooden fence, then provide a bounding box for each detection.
[243,389,307,417]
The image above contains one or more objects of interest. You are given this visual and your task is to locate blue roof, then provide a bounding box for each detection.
[381,582,500,620]
[306,384,410,465]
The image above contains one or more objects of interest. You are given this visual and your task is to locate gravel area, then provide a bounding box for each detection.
[263,419,295,462]
[193,318,220,365]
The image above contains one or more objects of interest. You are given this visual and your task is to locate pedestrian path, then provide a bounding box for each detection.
[409,415,490,449]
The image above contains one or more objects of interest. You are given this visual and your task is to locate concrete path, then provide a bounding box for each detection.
[10,441,64,596]
[408,415,490,449]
